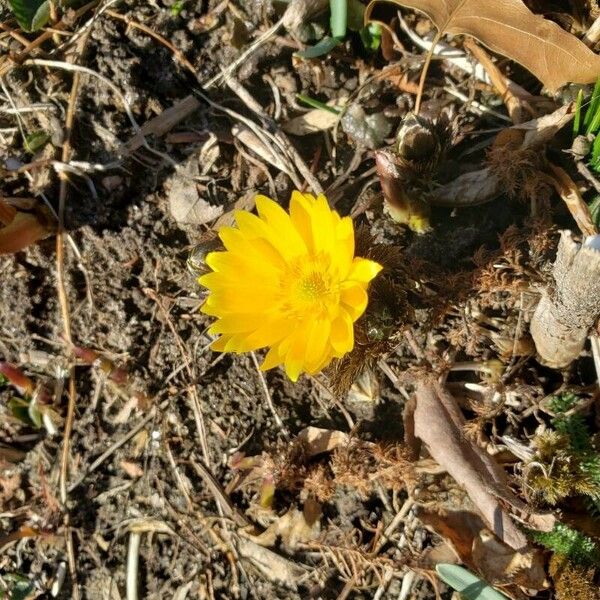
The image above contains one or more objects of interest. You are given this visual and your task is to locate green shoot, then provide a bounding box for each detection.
[573,88,584,136]
[584,77,600,131]
[296,94,341,114]
[330,0,347,39]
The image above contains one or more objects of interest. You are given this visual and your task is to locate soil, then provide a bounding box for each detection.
[1,0,599,599]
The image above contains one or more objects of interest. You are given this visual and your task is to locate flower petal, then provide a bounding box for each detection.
[340,283,368,320]
[330,311,354,355]
[348,257,383,283]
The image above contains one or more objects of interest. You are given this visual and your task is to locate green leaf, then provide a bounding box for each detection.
[330,0,347,38]
[10,580,34,600]
[585,77,600,134]
[436,564,509,600]
[24,130,50,154]
[295,36,342,59]
[530,523,600,567]
[170,0,186,16]
[591,133,600,166]
[8,0,50,31]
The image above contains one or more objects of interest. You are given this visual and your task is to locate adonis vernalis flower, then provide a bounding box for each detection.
[199,192,382,381]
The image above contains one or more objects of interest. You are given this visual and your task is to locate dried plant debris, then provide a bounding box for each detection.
[530,230,600,367]
[4,0,600,598]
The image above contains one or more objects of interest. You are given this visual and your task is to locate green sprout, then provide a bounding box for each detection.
[296,0,382,59]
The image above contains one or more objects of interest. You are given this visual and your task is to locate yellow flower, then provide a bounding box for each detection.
[199,192,382,381]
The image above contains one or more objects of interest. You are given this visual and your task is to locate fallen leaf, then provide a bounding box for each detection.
[410,378,554,549]
[166,153,223,226]
[420,507,548,593]
[463,38,533,124]
[368,0,600,91]
[245,502,322,550]
[0,202,50,255]
[282,107,340,136]
[296,427,350,457]
[235,536,306,590]
[428,167,501,207]
[547,163,598,236]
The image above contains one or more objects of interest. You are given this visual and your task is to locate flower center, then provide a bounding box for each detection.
[298,271,329,301]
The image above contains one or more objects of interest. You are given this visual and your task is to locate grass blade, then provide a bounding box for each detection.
[584,77,600,132]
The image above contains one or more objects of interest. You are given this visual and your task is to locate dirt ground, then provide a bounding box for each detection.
[1,0,600,599]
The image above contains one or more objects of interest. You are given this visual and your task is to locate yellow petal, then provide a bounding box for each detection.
[210,335,230,352]
[347,258,383,283]
[340,283,368,320]
[284,330,308,382]
[289,191,316,253]
[304,319,332,373]
[261,343,285,371]
[255,195,307,256]
[330,311,354,355]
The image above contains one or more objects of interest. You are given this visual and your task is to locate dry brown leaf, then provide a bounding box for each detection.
[428,167,501,206]
[235,536,306,589]
[282,108,340,136]
[411,378,554,549]
[0,207,50,255]
[463,38,533,124]
[296,427,350,457]
[368,0,600,90]
[245,501,322,550]
[547,163,598,236]
[418,507,547,592]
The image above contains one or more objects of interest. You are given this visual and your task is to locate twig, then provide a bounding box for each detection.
[414,31,442,115]
[583,14,600,47]
[126,532,141,600]
[225,77,323,195]
[55,31,87,600]
[250,352,290,440]
[576,160,600,194]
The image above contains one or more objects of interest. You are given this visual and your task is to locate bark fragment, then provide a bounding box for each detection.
[530,231,600,368]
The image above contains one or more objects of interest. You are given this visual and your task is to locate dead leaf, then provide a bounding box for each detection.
[0,201,50,255]
[296,427,350,457]
[428,167,501,207]
[463,38,533,124]
[411,378,554,549]
[283,0,329,32]
[547,163,598,236]
[282,107,341,136]
[245,502,322,550]
[368,0,600,91]
[418,507,548,591]
[235,536,306,590]
[166,152,223,226]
